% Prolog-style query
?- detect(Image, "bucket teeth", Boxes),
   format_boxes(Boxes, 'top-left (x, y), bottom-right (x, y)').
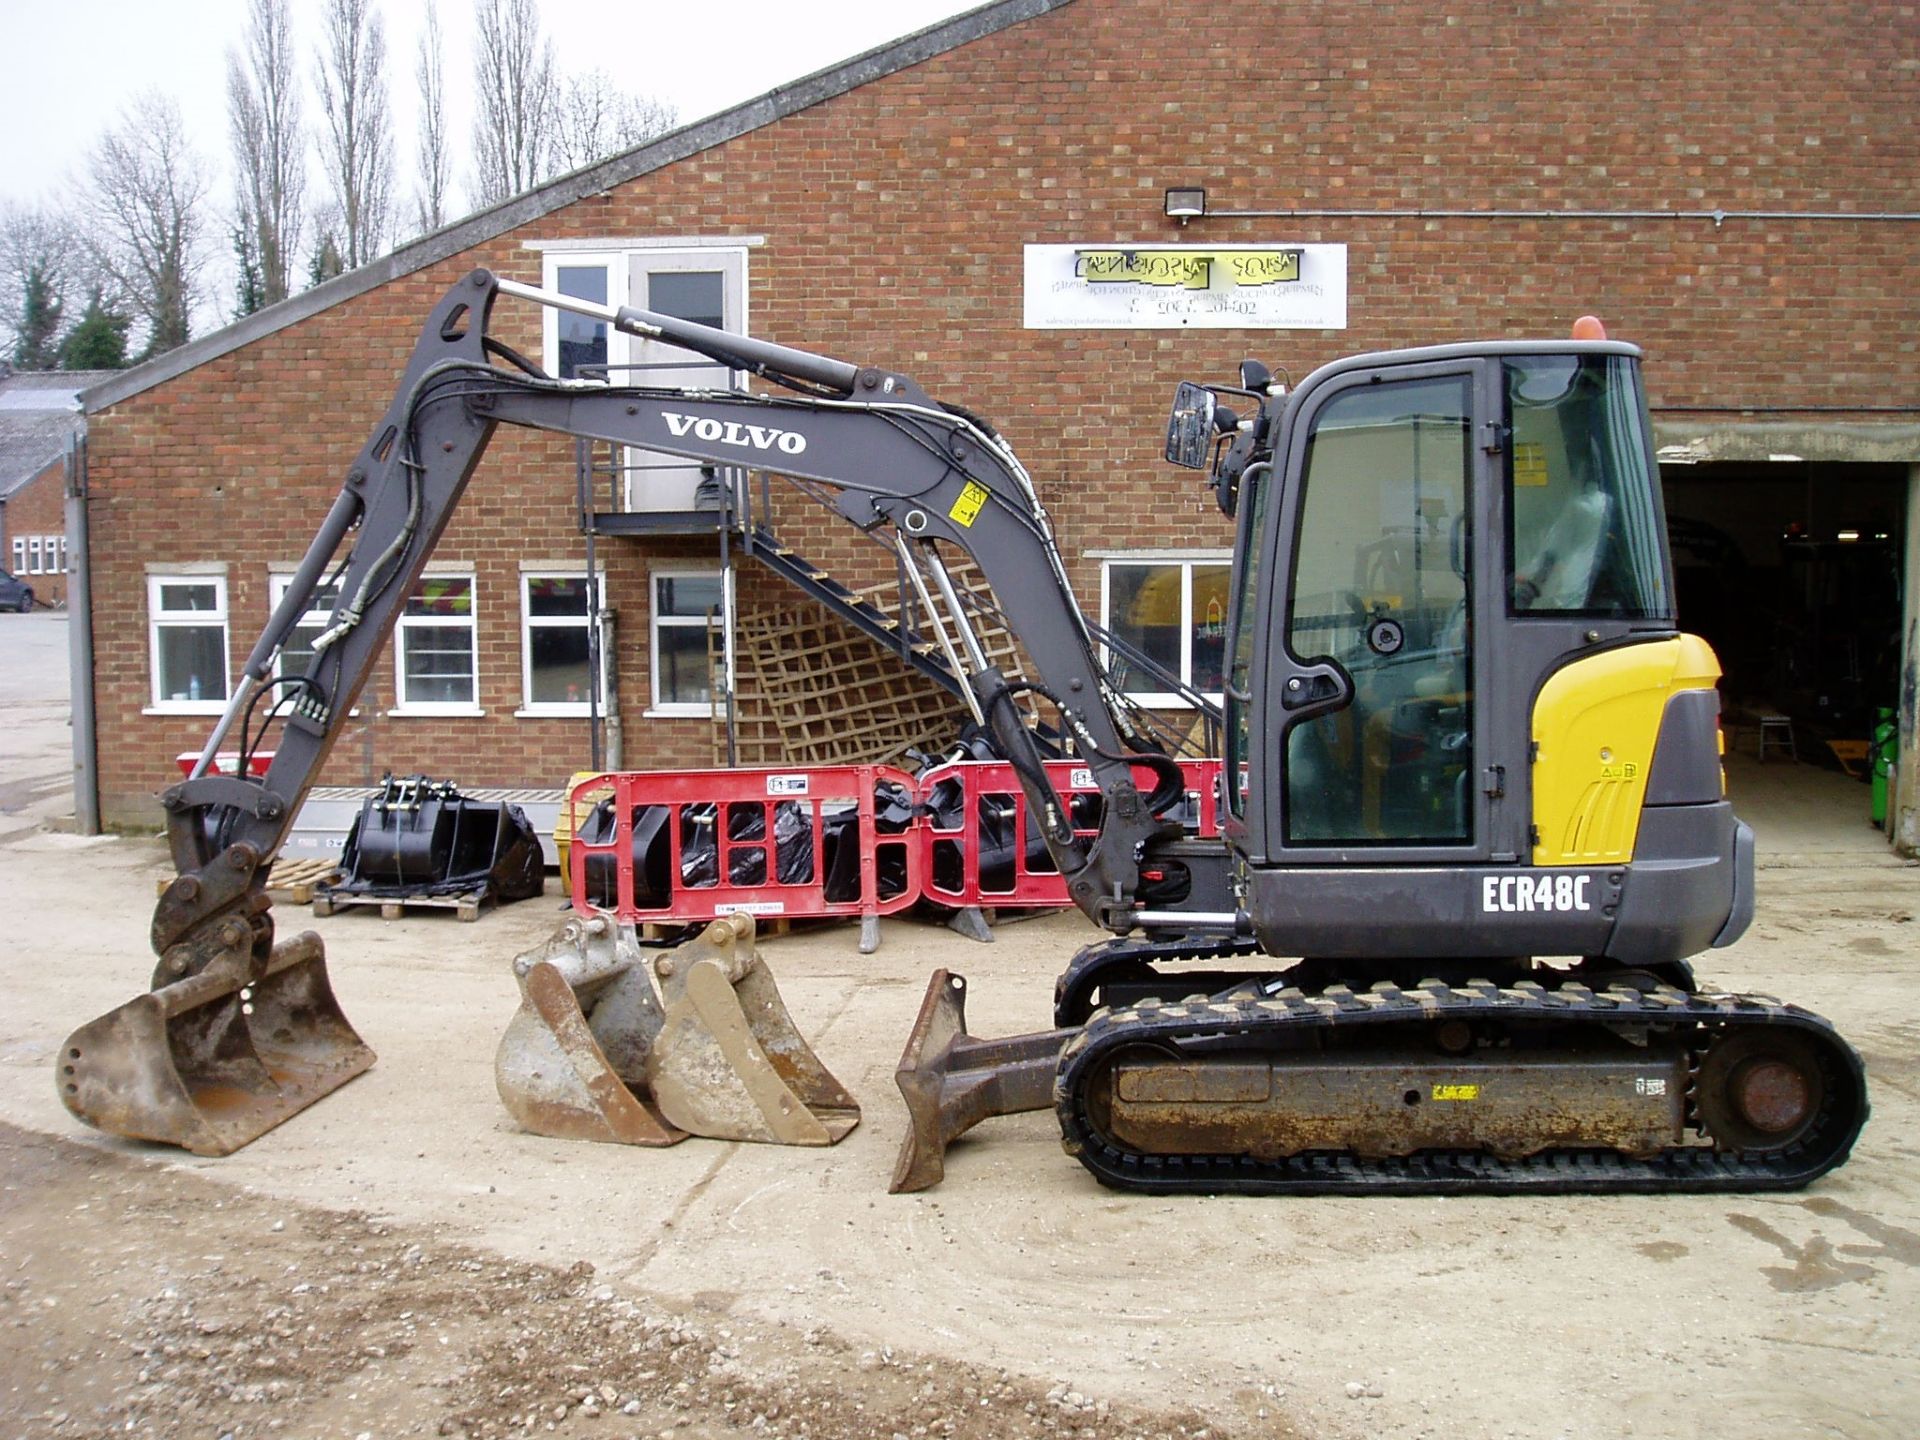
top-left (57, 932), bottom-right (375, 1157)
top-left (495, 913), bottom-right (859, 1148)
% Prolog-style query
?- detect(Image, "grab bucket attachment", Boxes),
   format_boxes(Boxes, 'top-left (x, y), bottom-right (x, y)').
top-left (495, 912), bottom-right (859, 1147)
top-left (57, 931), bottom-right (375, 1157)
top-left (889, 970), bottom-right (1063, 1193)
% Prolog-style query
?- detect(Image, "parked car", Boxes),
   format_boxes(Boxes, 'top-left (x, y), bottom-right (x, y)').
top-left (0, 570), bottom-right (34, 612)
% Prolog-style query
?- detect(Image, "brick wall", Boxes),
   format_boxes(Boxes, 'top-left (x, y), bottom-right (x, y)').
top-left (84, 0), bottom-right (1920, 825)
top-left (3, 457), bottom-right (68, 608)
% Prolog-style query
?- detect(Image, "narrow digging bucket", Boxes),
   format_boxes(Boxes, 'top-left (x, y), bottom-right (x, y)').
top-left (648, 913), bottom-right (860, 1146)
top-left (57, 933), bottom-right (375, 1157)
top-left (495, 912), bottom-right (859, 1147)
top-left (889, 970), bottom-right (1064, 1193)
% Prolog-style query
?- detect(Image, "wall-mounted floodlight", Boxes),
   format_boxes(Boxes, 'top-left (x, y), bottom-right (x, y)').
top-left (1164, 187), bottom-right (1207, 224)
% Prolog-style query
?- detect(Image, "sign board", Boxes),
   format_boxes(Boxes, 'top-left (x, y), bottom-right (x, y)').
top-left (1024, 243), bottom-right (1347, 330)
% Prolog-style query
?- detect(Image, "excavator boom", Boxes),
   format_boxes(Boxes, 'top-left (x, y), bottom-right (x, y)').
top-left (59, 269), bottom-right (1191, 1156)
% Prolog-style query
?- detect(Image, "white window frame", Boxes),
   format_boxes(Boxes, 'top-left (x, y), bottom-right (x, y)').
top-left (9, 537), bottom-right (24, 574)
top-left (390, 569), bottom-right (483, 717)
top-left (647, 566), bottom-right (732, 719)
top-left (268, 571), bottom-right (360, 715)
top-left (536, 240), bottom-right (755, 513)
top-left (27, 536), bottom-right (43, 574)
top-left (539, 249), bottom-right (623, 382)
top-left (517, 567), bottom-right (610, 717)
top-left (269, 573), bottom-right (329, 681)
top-left (146, 570), bottom-right (232, 716)
top-left (1097, 552), bottom-right (1234, 709)
top-left (53, 536), bottom-right (66, 574)
top-left (532, 237), bottom-right (762, 382)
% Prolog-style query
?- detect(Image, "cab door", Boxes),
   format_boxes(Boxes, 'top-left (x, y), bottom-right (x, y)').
top-left (1251, 360), bottom-right (1511, 864)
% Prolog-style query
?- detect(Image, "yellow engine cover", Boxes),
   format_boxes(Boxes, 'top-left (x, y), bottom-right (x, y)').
top-left (1531, 635), bottom-right (1723, 867)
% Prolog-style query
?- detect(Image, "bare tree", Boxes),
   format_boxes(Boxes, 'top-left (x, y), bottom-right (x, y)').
top-left (549, 70), bottom-right (678, 175)
top-left (1, 203), bottom-right (78, 369)
top-left (473, 0), bottom-right (555, 206)
top-left (84, 92), bottom-right (210, 360)
top-left (227, 0), bottom-right (305, 307)
top-left (316, 0), bottom-right (396, 269)
top-left (413, 0), bottom-right (453, 233)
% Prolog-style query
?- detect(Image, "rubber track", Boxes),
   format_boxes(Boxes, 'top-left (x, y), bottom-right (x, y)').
top-left (1053, 934), bottom-right (1263, 1027)
top-left (1054, 976), bottom-right (1869, 1195)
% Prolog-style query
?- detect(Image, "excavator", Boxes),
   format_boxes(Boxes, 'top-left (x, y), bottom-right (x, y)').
top-left (58, 268), bottom-right (1866, 1194)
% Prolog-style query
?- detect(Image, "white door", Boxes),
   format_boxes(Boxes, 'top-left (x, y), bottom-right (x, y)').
top-left (626, 251), bottom-right (746, 512)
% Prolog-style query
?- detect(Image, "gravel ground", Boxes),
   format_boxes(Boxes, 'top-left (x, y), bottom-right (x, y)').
top-left (0, 1122), bottom-right (1245, 1440)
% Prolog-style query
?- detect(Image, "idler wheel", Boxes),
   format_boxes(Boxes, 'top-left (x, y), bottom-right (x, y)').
top-left (1697, 1030), bottom-right (1826, 1153)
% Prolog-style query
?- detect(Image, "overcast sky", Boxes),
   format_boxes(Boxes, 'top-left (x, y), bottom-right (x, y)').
top-left (1, 0), bottom-right (982, 214)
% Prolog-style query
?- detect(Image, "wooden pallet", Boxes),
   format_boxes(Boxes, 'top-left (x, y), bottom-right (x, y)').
top-left (311, 888), bottom-right (490, 922)
top-left (154, 856), bottom-right (342, 902)
top-left (266, 858), bottom-right (342, 904)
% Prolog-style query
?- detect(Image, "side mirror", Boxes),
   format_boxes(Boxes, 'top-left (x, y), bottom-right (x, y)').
top-left (1239, 359), bottom-right (1273, 393)
top-left (1165, 382), bottom-right (1217, 470)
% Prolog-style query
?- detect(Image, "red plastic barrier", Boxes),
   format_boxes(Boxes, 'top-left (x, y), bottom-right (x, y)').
top-left (567, 766), bottom-right (923, 926)
top-left (917, 758), bottom-right (1221, 909)
top-left (569, 759), bottom-right (1223, 925)
top-left (176, 751), bottom-right (274, 778)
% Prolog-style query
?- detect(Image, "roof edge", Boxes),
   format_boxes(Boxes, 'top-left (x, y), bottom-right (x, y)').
top-left (83, 0), bottom-right (1073, 416)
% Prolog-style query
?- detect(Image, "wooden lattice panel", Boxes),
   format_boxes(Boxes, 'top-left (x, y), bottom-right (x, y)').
top-left (712, 601), bottom-right (964, 767)
top-left (708, 546), bottom-right (1040, 767)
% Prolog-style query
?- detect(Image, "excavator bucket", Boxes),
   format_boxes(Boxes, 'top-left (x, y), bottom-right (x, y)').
top-left (57, 932), bottom-right (375, 1157)
top-left (495, 912), bottom-right (859, 1147)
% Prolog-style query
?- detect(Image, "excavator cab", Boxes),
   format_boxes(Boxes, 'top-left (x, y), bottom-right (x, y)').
top-left (1221, 343), bottom-right (1747, 969)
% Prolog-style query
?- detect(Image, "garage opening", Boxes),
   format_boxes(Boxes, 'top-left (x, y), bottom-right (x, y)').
top-left (1661, 460), bottom-right (1907, 852)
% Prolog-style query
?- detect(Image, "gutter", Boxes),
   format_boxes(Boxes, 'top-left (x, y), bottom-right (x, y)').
top-left (65, 429), bottom-right (99, 834)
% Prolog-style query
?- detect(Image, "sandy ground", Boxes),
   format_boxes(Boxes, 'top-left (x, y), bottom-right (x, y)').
top-left (3, 609), bottom-right (1918, 1440)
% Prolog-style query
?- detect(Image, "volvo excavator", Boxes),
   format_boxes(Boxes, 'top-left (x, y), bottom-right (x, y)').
top-left (58, 269), bottom-right (1865, 1194)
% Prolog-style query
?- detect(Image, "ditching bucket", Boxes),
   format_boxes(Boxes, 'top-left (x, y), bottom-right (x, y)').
top-left (495, 912), bottom-right (859, 1147)
top-left (57, 932), bottom-right (375, 1157)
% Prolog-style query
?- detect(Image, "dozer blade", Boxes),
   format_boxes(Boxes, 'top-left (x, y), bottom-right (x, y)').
top-left (494, 912), bottom-right (859, 1148)
top-left (890, 970), bottom-right (1062, 1193)
top-left (57, 932), bottom-right (375, 1157)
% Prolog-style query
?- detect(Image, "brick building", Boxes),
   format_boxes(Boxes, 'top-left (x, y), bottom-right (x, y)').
top-left (1, 370), bottom-right (112, 609)
top-left (75, 0), bottom-right (1920, 847)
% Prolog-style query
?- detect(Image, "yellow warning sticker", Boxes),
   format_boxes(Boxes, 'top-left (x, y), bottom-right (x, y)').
top-left (1513, 443), bottom-right (1549, 487)
top-left (948, 481), bottom-right (990, 528)
top-left (1431, 1083), bottom-right (1480, 1102)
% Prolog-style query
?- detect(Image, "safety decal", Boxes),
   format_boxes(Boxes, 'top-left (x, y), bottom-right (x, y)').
top-left (1513, 443), bottom-right (1549, 487)
top-left (948, 481), bottom-right (990, 528)
top-left (1432, 1084), bottom-right (1480, 1102)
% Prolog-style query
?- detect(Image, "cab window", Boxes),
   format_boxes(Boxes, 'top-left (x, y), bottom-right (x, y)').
top-left (1506, 355), bottom-right (1671, 619)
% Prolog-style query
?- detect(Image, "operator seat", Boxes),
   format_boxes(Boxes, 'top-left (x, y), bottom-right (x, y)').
top-left (1516, 484), bottom-right (1612, 610)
